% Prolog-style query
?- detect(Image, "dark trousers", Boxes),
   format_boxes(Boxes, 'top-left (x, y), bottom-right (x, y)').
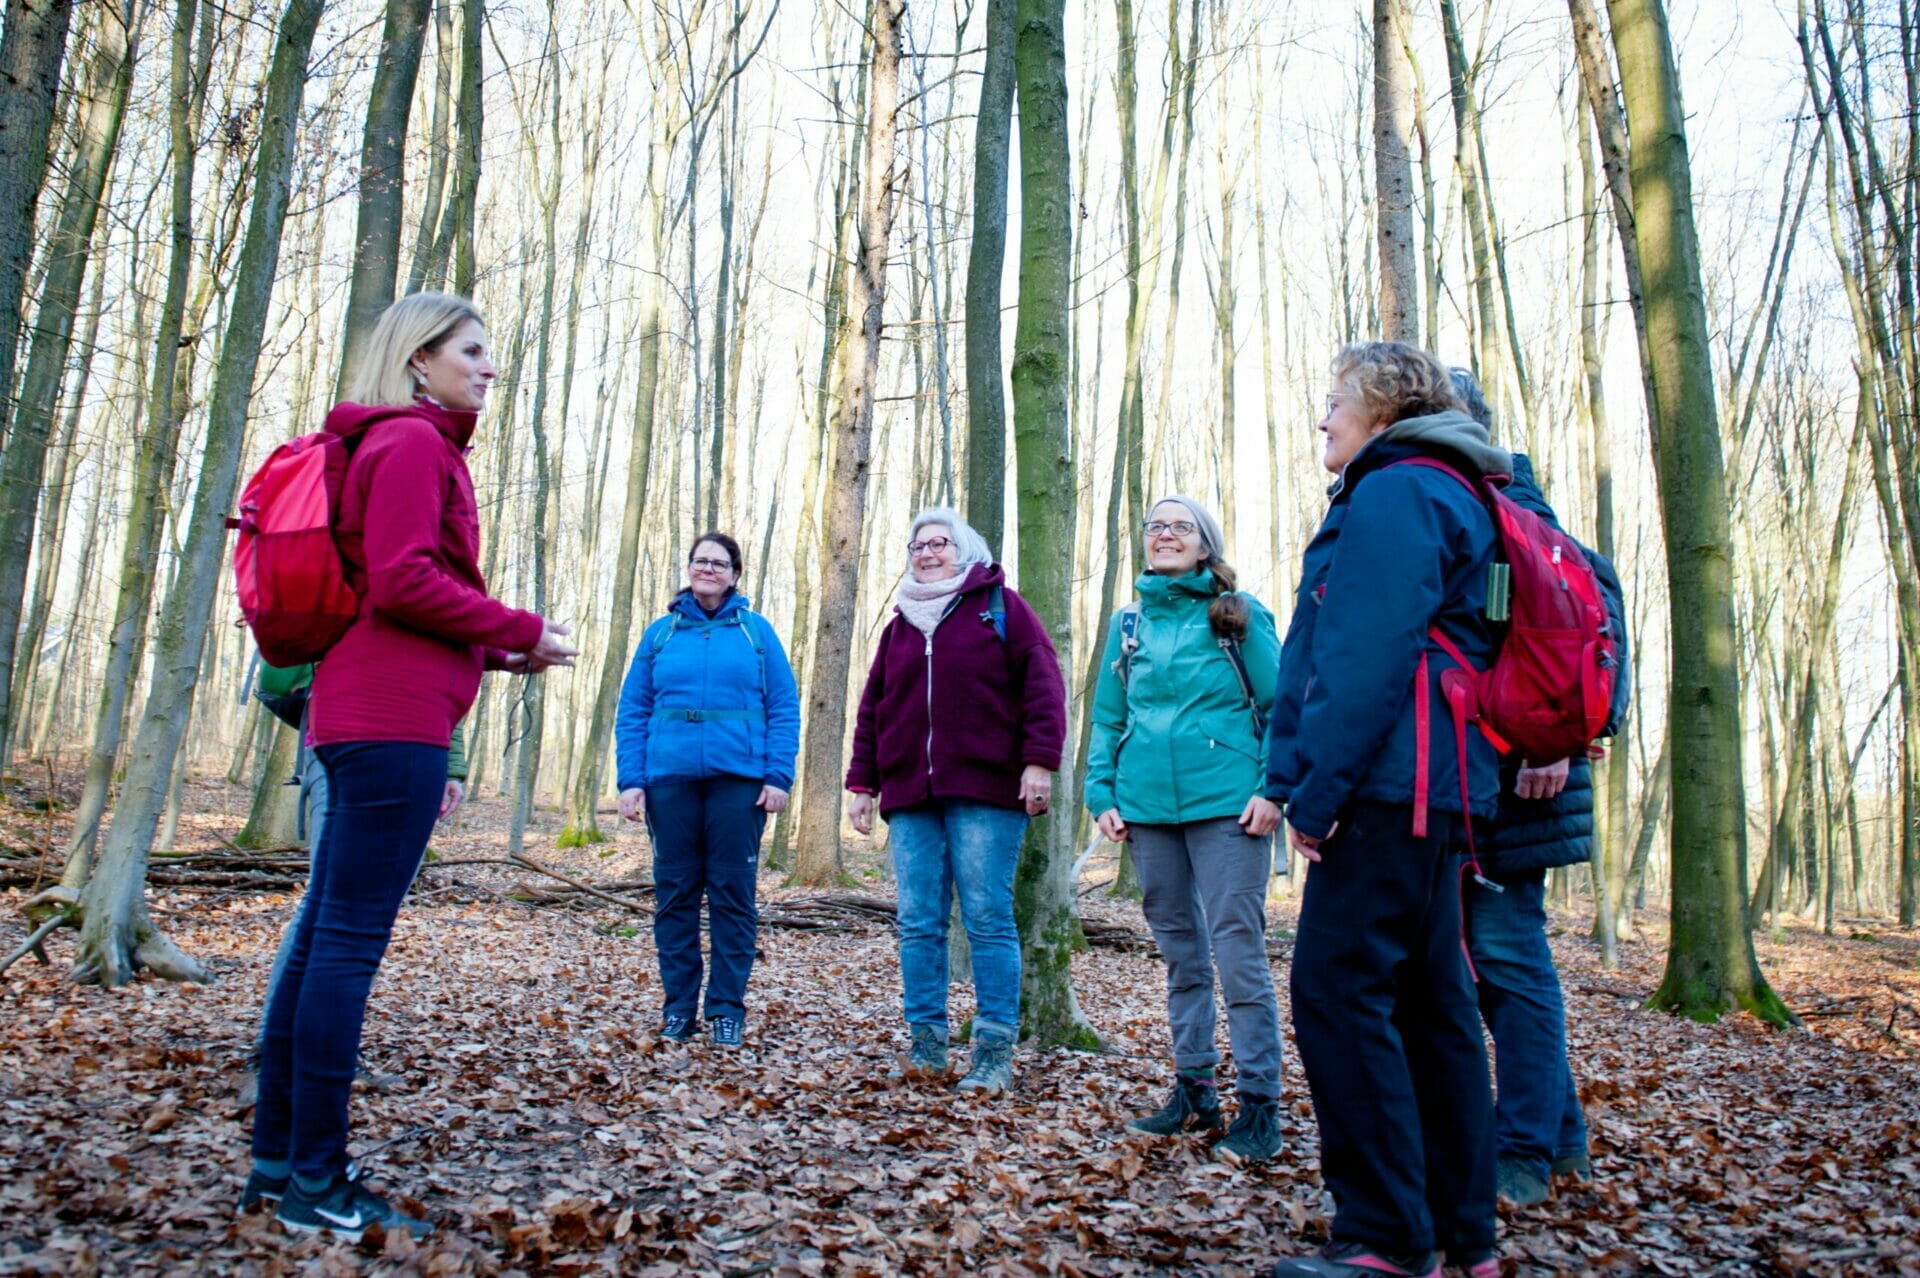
top-left (252, 742), bottom-right (445, 1180)
top-left (1290, 799), bottom-right (1496, 1257)
top-left (646, 776), bottom-right (766, 1022)
top-left (1464, 870), bottom-right (1588, 1174)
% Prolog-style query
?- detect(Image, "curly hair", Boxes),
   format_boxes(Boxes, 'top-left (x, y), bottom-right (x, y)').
top-left (1331, 341), bottom-right (1463, 425)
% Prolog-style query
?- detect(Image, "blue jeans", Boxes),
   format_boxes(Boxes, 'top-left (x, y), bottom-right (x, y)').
top-left (252, 742), bottom-right (445, 1180)
top-left (888, 800), bottom-right (1026, 1043)
top-left (259, 751), bottom-right (330, 1050)
top-left (1464, 871), bottom-right (1588, 1176)
top-left (646, 776), bottom-right (765, 1022)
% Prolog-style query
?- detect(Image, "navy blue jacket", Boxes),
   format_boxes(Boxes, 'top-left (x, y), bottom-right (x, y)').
top-left (1479, 455), bottom-right (1633, 878)
top-left (615, 591), bottom-right (801, 792)
top-left (1267, 416), bottom-right (1506, 839)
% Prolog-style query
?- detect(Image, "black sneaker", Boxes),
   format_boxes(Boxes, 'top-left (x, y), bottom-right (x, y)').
top-left (660, 1014), bottom-right (694, 1043)
top-left (1214, 1092), bottom-right (1283, 1165)
top-left (1272, 1242), bottom-right (1440, 1277)
top-left (239, 1160), bottom-right (361, 1213)
top-left (277, 1172), bottom-right (430, 1242)
top-left (1126, 1075), bottom-right (1224, 1136)
top-left (709, 1016), bottom-right (743, 1048)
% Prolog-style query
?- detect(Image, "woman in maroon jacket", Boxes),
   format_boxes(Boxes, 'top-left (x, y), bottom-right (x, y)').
top-left (248, 293), bottom-right (575, 1241)
top-left (845, 507), bottom-right (1065, 1096)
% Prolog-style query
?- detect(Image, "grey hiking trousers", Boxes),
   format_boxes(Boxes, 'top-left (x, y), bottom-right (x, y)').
top-left (1130, 817), bottom-right (1285, 1096)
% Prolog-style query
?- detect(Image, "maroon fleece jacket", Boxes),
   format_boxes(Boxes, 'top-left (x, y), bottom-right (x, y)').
top-left (309, 400), bottom-right (543, 749)
top-left (845, 563), bottom-right (1066, 815)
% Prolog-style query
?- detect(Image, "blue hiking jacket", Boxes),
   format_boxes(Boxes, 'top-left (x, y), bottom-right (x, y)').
top-left (1266, 412), bottom-right (1508, 840)
top-left (615, 591), bottom-right (801, 792)
top-left (1480, 454), bottom-right (1633, 878)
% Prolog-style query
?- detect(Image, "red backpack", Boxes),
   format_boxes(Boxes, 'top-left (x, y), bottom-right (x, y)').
top-left (1392, 458), bottom-right (1621, 841)
top-left (227, 428), bottom-right (360, 666)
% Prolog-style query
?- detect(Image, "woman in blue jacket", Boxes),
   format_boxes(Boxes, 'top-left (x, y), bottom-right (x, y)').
top-left (616, 533), bottom-right (800, 1048)
top-left (1269, 343), bottom-right (1507, 1278)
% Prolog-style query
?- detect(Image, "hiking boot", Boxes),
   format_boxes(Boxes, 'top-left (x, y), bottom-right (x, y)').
top-left (1126, 1074), bottom-right (1224, 1137)
top-left (1272, 1243), bottom-right (1440, 1277)
top-left (240, 1160), bottom-right (360, 1213)
top-left (1495, 1155), bottom-right (1549, 1207)
top-left (659, 1013), bottom-right (694, 1043)
top-left (1444, 1248), bottom-right (1501, 1278)
top-left (277, 1171), bottom-right (430, 1242)
top-left (889, 1024), bottom-right (949, 1080)
top-left (1213, 1092), bottom-right (1283, 1165)
top-left (956, 1036), bottom-right (1013, 1095)
top-left (709, 1016), bottom-right (743, 1048)
top-left (1550, 1148), bottom-right (1592, 1181)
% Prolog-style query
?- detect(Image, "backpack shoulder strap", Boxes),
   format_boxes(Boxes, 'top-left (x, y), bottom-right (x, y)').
top-left (650, 614), bottom-right (683, 655)
top-left (984, 584), bottom-right (1007, 644)
top-left (1215, 596), bottom-right (1267, 736)
top-left (1112, 602), bottom-right (1144, 686)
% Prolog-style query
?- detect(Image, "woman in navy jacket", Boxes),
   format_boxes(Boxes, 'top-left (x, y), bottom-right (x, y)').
top-left (1269, 343), bottom-right (1508, 1278)
top-left (616, 533), bottom-right (800, 1048)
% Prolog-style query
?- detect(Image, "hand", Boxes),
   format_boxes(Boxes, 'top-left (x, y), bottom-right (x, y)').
top-left (1095, 808), bottom-right (1129, 843)
top-left (848, 792), bottom-right (876, 836)
top-left (1238, 795), bottom-right (1282, 838)
top-left (1018, 765), bottom-right (1053, 817)
top-left (1288, 819), bottom-right (1337, 863)
top-left (757, 785), bottom-right (789, 813)
top-left (438, 779), bottom-right (465, 821)
top-left (619, 787), bottom-right (645, 822)
top-left (1515, 757), bottom-right (1571, 800)
top-left (520, 618), bottom-right (578, 673)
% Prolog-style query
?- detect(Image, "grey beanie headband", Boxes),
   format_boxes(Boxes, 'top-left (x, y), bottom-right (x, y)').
top-left (1150, 494), bottom-right (1226, 564)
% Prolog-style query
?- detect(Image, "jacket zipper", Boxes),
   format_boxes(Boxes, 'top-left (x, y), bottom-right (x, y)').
top-left (924, 594), bottom-right (966, 786)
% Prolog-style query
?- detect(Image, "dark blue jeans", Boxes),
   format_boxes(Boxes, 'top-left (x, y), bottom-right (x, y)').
top-left (1464, 870), bottom-right (1588, 1176)
top-left (1291, 800), bottom-right (1496, 1258)
top-left (646, 776), bottom-right (765, 1022)
top-left (251, 741), bottom-right (445, 1180)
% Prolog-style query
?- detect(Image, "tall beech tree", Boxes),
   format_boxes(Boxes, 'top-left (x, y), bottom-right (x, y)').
top-left (963, 0), bottom-right (1015, 554)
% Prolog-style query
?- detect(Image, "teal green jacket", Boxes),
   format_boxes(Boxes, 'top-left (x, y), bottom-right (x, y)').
top-left (1084, 570), bottom-right (1280, 825)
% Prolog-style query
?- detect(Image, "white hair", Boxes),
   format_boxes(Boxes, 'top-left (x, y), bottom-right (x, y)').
top-left (908, 506), bottom-right (992, 567)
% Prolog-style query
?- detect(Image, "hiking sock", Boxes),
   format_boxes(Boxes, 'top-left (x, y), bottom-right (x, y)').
top-left (253, 1158), bottom-right (291, 1181)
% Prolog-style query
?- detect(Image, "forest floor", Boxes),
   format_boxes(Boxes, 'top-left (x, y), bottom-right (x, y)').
top-left (1, 769), bottom-right (1918, 1277)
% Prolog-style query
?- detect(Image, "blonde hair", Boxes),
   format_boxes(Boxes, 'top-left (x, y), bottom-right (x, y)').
top-left (343, 292), bottom-right (485, 406)
top-left (1331, 341), bottom-right (1462, 425)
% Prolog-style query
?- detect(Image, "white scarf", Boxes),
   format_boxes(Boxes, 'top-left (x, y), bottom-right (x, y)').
top-left (896, 571), bottom-right (970, 638)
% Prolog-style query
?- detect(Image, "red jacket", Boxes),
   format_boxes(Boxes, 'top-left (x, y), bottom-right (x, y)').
top-left (309, 400), bottom-right (543, 748)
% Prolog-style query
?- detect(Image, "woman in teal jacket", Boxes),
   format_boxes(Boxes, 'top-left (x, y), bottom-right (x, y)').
top-left (1086, 495), bottom-right (1284, 1165)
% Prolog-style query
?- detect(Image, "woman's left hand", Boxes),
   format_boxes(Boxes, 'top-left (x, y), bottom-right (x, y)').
top-left (757, 785), bottom-right (789, 813)
top-left (1238, 794), bottom-right (1282, 837)
top-left (438, 779), bottom-right (465, 821)
top-left (1018, 765), bottom-right (1052, 816)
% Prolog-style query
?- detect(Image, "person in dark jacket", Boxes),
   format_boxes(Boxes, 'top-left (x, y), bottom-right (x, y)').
top-left (616, 532), bottom-right (801, 1050)
top-left (1268, 342), bottom-right (1505, 1278)
top-left (845, 507), bottom-right (1066, 1096)
top-left (249, 292), bottom-right (576, 1242)
top-left (1450, 370), bottom-right (1630, 1209)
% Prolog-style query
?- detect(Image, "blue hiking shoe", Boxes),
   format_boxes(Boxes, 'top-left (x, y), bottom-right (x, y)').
top-left (709, 1016), bottom-right (743, 1048)
top-left (659, 1013), bottom-right (694, 1043)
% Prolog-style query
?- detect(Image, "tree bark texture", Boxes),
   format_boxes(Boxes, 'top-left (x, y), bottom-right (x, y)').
top-left (792, 0), bottom-right (903, 887)
top-left (71, 0), bottom-right (326, 988)
top-left (1371, 0), bottom-right (1418, 342)
top-left (1605, 0), bottom-right (1791, 1026)
top-left (964, 0), bottom-right (1015, 556)
top-left (1009, 0), bottom-right (1097, 1050)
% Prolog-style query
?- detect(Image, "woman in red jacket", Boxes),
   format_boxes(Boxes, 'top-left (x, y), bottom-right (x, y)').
top-left (247, 293), bottom-right (575, 1241)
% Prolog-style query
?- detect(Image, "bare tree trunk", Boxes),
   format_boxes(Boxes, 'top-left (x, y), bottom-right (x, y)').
top-left (1008, 0), bottom-right (1095, 1049)
top-left (1372, 0), bottom-right (1418, 342)
top-left (0, 0), bottom-right (76, 464)
top-left (70, 0), bottom-right (325, 987)
top-left (1601, 0), bottom-right (1789, 1025)
top-left (449, 0), bottom-right (482, 294)
top-left (404, 0), bottom-right (455, 294)
top-left (793, 0), bottom-right (903, 888)
top-left (334, 0), bottom-right (430, 391)
top-left (964, 0), bottom-right (1015, 555)
top-left (0, 0), bottom-right (136, 761)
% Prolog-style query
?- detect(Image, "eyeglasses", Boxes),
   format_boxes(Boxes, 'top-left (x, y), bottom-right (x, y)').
top-left (1143, 520), bottom-right (1198, 538)
top-left (907, 537), bottom-right (954, 555)
top-left (1324, 393), bottom-right (1353, 416)
top-left (689, 557), bottom-right (733, 573)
